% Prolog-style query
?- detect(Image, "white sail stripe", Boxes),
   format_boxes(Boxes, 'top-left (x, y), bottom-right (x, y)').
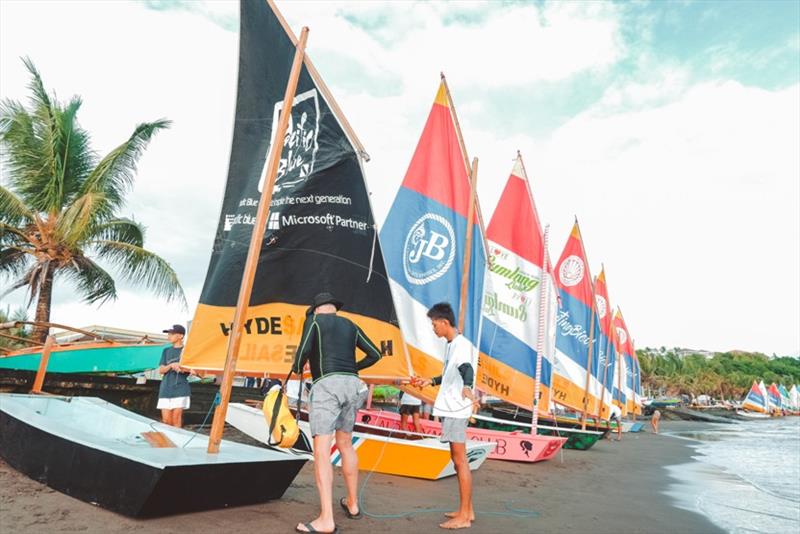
top-left (388, 279), bottom-right (482, 365)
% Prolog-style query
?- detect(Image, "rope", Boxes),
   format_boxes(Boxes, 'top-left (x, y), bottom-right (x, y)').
top-left (181, 392), bottom-right (221, 448)
top-left (353, 424), bottom-right (540, 520)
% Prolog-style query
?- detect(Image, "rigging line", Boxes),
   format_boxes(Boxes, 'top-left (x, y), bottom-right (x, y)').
top-left (355, 425), bottom-right (539, 520)
top-left (366, 224), bottom-right (377, 283)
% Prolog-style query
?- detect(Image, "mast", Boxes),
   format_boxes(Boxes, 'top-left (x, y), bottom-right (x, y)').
top-left (531, 224), bottom-right (551, 433)
top-left (616, 319), bottom-right (623, 439)
top-left (575, 219), bottom-right (598, 431)
top-left (207, 26), bottom-right (310, 454)
top-left (458, 157), bottom-right (479, 333)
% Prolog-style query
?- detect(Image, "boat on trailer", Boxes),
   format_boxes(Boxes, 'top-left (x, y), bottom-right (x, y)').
top-left (0, 394), bottom-right (309, 517)
top-left (359, 408), bottom-right (565, 462)
top-left (226, 403), bottom-right (494, 480)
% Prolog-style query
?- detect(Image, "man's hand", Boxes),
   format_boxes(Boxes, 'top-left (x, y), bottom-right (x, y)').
top-left (412, 376), bottom-right (432, 388)
top-left (462, 387), bottom-right (479, 406)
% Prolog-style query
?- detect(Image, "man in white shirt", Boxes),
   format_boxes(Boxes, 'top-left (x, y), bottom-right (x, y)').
top-left (413, 302), bottom-right (477, 530)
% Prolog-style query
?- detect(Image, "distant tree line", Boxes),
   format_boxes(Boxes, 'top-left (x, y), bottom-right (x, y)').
top-left (638, 348), bottom-right (800, 399)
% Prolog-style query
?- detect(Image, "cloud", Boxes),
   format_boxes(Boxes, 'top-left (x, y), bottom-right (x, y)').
top-left (2, 1), bottom-right (798, 356)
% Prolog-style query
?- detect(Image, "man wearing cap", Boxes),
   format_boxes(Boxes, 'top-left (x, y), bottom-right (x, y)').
top-left (157, 324), bottom-right (191, 428)
top-left (292, 292), bottom-right (383, 534)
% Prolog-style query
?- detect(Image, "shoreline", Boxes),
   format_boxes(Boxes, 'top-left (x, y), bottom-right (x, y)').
top-left (0, 420), bottom-right (724, 533)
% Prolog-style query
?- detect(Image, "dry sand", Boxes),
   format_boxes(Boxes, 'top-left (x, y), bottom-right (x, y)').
top-left (0, 421), bottom-right (723, 534)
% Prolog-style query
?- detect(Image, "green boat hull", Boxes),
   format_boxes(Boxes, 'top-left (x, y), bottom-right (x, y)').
top-left (0, 344), bottom-right (167, 374)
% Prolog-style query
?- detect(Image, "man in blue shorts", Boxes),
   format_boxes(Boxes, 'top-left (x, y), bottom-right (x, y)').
top-left (292, 292), bottom-right (383, 534)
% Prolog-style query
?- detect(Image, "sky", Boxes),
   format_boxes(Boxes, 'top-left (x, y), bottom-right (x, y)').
top-left (1, 0), bottom-right (798, 356)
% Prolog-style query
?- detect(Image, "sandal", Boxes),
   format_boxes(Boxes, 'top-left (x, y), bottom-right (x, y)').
top-left (340, 496), bottom-right (362, 519)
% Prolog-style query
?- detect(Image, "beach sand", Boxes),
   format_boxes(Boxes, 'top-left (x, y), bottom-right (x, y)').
top-left (0, 421), bottom-right (723, 534)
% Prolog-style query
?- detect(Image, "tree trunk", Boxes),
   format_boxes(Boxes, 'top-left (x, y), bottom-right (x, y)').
top-left (32, 267), bottom-right (54, 343)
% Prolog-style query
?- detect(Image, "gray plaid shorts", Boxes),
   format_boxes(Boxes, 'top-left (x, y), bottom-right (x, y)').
top-left (309, 375), bottom-right (368, 436)
top-left (440, 417), bottom-right (469, 443)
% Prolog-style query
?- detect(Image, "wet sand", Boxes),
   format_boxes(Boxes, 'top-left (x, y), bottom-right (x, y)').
top-left (0, 421), bottom-right (723, 533)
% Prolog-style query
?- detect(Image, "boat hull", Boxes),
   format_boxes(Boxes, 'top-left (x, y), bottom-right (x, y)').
top-left (227, 403), bottom-right (494, 480)
top-left (0, 342), bottom-right (166, 374)
top-left (0, 395), bottom-right (308, 517)
top-left (359, 409), bottom-right (566, 462)
top-left (474, 413), bottom-right (604, 451)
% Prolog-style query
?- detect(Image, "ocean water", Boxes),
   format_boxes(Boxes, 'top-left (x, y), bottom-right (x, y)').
top-left (666, 417), bottom-right (800, 533)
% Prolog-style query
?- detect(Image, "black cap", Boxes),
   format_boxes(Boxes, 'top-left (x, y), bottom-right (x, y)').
top-left (311, 292), bottom-right (343, 310)
top-left (162, 324), bottom-right (186, 335)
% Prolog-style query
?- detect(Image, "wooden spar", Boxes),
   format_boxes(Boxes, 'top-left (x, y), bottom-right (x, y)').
top-left (3, 321), bottom-right (110, 342)
top-left (31, 335), bottom-right (55, 394)
top-left (580, 300), bottom-right (597, 430)
top-left (0, 332), bottom-right (42, 346)
top-left (457, 157), bottom-right (479, 333)
top-left (266, 0), bottom-right (367, 159)
top-left (574, 219), bottom-right (598, 431)
top-left (631, 338), bottom-right (638, 421)
top-left (206, 27), bottom-right (310, 454)
top-left (616, 318), bottom-right (623, 439)
top-left (531, 224), bottom-right (551, 434)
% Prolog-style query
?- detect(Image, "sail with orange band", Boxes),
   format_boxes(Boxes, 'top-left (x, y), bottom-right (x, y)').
top-left (478, 153), bottom-right (557, 412)
top-left (181, 0), bottom-right (411, 382)
top-left (380, 78), bottom-right (486, 404)
top-left (551, 221), bottom-right (603, 415)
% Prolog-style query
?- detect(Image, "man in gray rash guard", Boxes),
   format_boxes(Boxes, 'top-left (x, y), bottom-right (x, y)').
top-left (292, 292), bottom-right (382, 534)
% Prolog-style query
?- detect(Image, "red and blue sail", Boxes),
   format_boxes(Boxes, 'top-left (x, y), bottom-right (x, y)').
top-left (594, 269), bottom-right (617, 418)
top-left (381, 81), bottom-right (486, 401)
top-left (478, 154), bottom-right (556, 411)
top-left (613, 308), bottom-right (635, 415)
top-left (551, 222), bottom-right (603, 415)
top-left (767, 383), bottom-right (783, 412)
top-left (742, 380), bottom-right (767, 413)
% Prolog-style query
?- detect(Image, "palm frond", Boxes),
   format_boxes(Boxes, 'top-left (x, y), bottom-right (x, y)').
top-left (0, 246), bottom-right (32, 279)
top-left (0, 186), bottom-right (35, 226)
top-left (89, 218), bottom-right (145, 246)
top-left (53, 191), bottom-right (106, 247)
top-left (0, 263), bottom-right (42, 305)
top-left (90, 239), bottom-right (186, 308)
top-left (79, 120), bottom-right (170, 218)
top-left (61, 255), bottom-right (117, 305)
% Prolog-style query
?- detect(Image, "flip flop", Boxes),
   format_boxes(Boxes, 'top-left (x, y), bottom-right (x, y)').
top-left (340, 497), bottom-right (362, 519)
top-left (295, 522), bottom-right (339, 533)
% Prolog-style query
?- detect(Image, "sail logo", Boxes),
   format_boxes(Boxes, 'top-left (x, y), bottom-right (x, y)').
top-left (403, 213), bottom-right (456, 285)
top-left (267, 211), bottom-right (280, 230)
top-left (259, 88), bottom-right (320, 194)
top-left (596, 295), bottom-right (608, 319)
top-left (559, 255), bottom-right (584, 287)
top-left (615, 327), bottom-right (627, 345)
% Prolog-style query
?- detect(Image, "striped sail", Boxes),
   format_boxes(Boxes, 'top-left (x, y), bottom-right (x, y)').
top-left (742, 381), bottom-right (767, 413)
top-left (551, 222), bottom-right (603, 415)
top-left (380, 81), bottom-right (486, 403)
top-left (593, 269), bottom-right (617, 419)
top-left (613, 308), bottom-right (636, 415)
top-left (478, 154), bottom-right (556, 411)
top-left (778, 384), bottom-right (792, 410)
top-left (767, 383), bottom-right (783, 412)
top-left (790, 385), bottom-right (799, 412)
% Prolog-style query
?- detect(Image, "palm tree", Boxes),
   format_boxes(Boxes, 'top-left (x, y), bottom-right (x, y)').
top-left (1, 58), bottom-right (185, 342)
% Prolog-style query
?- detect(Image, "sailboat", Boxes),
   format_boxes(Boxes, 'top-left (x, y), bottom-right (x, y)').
top-left (767, 383), bottom-right (784, 415)
top-left (789, 385), bottom-right (800, 415)
top-left (178, 0), bottom-right (494, 478)
top-left (737, 380), bottom-right (769, 417)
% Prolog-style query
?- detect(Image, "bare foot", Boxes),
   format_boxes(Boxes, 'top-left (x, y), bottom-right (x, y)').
top-left (444, 511), bottom-right (475, 521)
top-left (295, 518), bottom-right (336, 533)
top-left (440, 517), bottom-right (472, 529)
